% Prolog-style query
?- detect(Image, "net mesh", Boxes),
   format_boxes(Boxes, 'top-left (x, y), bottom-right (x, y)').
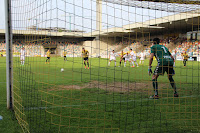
top-left (10, 0), bottom-right (200, 132)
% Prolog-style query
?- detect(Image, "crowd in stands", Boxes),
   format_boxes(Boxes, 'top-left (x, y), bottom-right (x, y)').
top-left (0, 39), bottom-right (200, 59)
top-left (59, 41), bottom-right (81, 57)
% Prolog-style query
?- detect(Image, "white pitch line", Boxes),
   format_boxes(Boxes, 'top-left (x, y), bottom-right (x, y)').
top-left (25, 95), bottom-right (198, 110)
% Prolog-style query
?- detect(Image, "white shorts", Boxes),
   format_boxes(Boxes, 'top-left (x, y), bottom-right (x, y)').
top-left (20, 56), bottom-right (25, 61)
top-left (125, 58), bottom-right (130, 61)
top-left (110, 57), bottom-right (116, 61)
top-left (132, 57), bottom-right (136, 61)
top-left (140, 57), bottom-right (144, 60)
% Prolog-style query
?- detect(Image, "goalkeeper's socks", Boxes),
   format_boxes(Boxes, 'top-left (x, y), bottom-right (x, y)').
top-left (152, 79), bottom-right (158, 95)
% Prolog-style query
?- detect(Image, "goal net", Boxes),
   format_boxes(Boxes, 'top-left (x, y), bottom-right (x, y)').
top-left (10, 0), bottom-right (200, 132)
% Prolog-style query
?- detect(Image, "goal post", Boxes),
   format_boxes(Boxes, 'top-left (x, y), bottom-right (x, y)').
top-left (5, 0), bottom-right (13, 110)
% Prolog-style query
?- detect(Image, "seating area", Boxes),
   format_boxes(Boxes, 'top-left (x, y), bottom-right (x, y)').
top-left (0, 39), bottom-right (199, 58)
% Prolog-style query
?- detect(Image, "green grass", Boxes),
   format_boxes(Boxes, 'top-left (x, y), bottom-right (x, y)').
top-left (0, 58), bottom-right (22, 133)
top-left (1, 56), bottom-right (200, 132)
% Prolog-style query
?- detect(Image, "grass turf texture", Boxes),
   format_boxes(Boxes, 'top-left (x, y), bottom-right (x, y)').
top-left (0, 58), bottom-right (22, 133)
top-left (1, 57), bottom-right (200, 132)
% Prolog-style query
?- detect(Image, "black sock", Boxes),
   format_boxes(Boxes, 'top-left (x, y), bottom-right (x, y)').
top-left (169, 77), bottom-right (177, 94)
top-left (87, 62), bottom-right (89, 67)
top-left (84, 62), bottom-right (86, 66)
top-left (152, 79), bottom-right (158, 95)
top-left (120, 61), bottom-right (121, 65)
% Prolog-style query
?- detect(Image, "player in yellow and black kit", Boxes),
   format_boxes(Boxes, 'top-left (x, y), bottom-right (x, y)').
top-left (82, 48), bottom-right (89, 69)
top-left (182, 52), bottom-right (189, 67)
top-left (63, 51), bottom-right (67, 61)
top-left (118, 50), bottom-right (126, 67)
top-left (46, 49), bottom-right (51, 64)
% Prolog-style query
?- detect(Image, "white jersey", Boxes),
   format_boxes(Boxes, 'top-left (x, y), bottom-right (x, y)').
top-left (110, 52), bottom-right (116, 60)
top-left (140, 52), bottom-right (145, 60)
top-left (130, 51), bottom-right (137, 61)
top-left (20, 49), bottom-right (25, 60)
top-left (20, 49), bottom-right (25, 57)
top-left (123, 54), bottom-right (131, 61)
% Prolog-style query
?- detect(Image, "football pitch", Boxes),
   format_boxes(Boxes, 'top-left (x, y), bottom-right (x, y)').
top-left (1, 57), bottom-right (200, 132)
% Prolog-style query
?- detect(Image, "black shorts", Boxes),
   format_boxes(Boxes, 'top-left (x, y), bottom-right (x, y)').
top-left (83, 57), bottom-right (88, 61)
top-left (64, 56), bottom-right (66, 58)
top-left (154, 65), bottom-right (175, 76)
top-left (122, 57), bottom-right (125, 61)
top-left (47, 57), bottom-right (50, 59)
top-left (183, 59), bottom-right (187, 61)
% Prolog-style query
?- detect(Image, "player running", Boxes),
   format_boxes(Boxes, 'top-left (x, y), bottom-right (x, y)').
top-left (148, 38), bottom-right (178, 99)
top-left (139, 51), bottom-right (145, 65)
top-left (82, 48), bottom-right (89, 69)
top-left (20, 47), bottom-right (25, 66)
top-left (118, 50), bottom-right (126, 67)
top-left (130, 49), bottom-right (139, 67)
top-left (182, 51), bottom-right (189, 67)
top-left (108, 50), bottom-right (116, 67)
top-left (63, 51), bottom-right (67, 61)
top-left (45, 49), bottom-right (51, 64)
top-left (123, 52), bottom-right (132, 67)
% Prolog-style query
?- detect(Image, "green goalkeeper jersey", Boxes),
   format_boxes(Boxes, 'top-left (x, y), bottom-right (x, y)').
top-left (150, 44), bottom-right (174, 66)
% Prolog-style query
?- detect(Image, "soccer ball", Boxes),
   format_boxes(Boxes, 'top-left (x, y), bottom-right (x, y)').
top-left (61, 68), bottom-right (64, 72)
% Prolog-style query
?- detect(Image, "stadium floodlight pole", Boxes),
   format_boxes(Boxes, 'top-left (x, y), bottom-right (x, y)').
top-left (5, 0), bottom-right (13, 110)
top-left (61, 14), bottom-right (72, 32)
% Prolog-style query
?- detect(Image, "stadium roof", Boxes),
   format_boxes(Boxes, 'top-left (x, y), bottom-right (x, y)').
top-left (103, 0), bottom-right (200, 12)
top-left (90, 9), bottom-right (200, 37)
top-left (0, 9), bottom-right (200, 38)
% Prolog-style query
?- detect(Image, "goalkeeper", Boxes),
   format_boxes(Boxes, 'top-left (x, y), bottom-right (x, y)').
top-left (148, 38), bottom-right (178, 99)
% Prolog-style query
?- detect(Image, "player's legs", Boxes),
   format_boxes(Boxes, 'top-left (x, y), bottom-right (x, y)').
top-left (46, 57), bottom-right (50, 63)
top-left (131, 59), bottom-right (134, 67)
top-left (133, 58), bottom-right (138, 67)
top-left (183, 59), bottom-right (186, 66)
top-left (119, 58), bottom-right (123, 67)
top-left (114, 60), bottom-right (116, 66)
top-left (140, 59), bottom-right (144, 64)
top-left (86, 58), bottom-right (89, 69)
top-left (129, 61), bottom-right (132, 66)
top-left (150, 65), bottom-right (165, 99)
top-left (134, 61), bottom-right (139, 67)
top-left (108, 59), bottom-right (112, 66)
top-left (152, 74), bottom-right (159, 96)
top-left (167, 66), bottom-right (178, 97)
top-left (124, 60), bottom-right (126, 67)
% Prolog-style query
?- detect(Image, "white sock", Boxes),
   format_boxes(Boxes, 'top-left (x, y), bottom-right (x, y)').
top-left (174, 62), bottom-right (175, 66)
top-left (135, 61), bottom-right (138, 66)
top-left (114, 61), bottom-right (116, 66)
top-left (132, 61), bottom-right (134, 66)
top-left (21, 61), bottom-right (23, 65)
top-left (139, 60), bottom-right (141, 64)
top-left (108, 62), bottom-right (110, 66)
top-left (124, 62), bottom-right (126, 67)
top-left (23, 61), bottom-right (24, 65)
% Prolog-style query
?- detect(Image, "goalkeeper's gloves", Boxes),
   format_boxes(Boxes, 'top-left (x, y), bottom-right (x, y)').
top-left (148, 66), bottom-right (152, 76)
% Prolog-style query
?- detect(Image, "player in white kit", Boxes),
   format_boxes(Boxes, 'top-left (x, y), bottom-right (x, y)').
top-left (130, 49), bottom-right (139, 67)
top-left (20, 47), bottom-right (25, 66)
top-left (172, 50), bottom-right (177, 67)
top-left (108, 50), bottom-right (116, 67)
top-left (123, 52), bottom-right (132, 67)
top-left (139, 51), bottom-right (145, 64)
